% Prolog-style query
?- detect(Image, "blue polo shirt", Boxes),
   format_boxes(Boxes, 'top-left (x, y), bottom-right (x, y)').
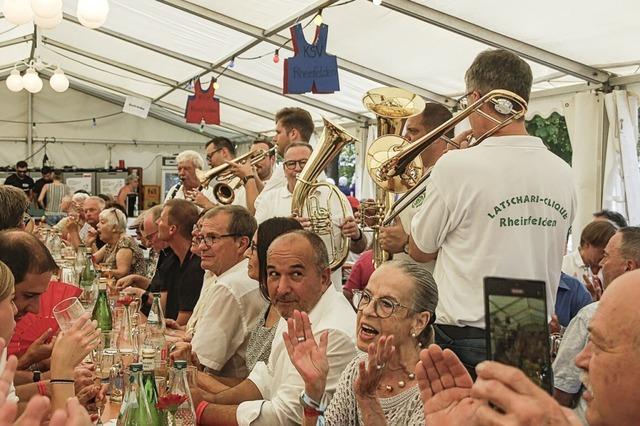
top-left (555, 272), bottom-right (593, 327)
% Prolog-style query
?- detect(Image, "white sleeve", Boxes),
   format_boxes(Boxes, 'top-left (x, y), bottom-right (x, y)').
top-left (410, 169), bottom-right (453, 254)
top-left (190, 285), bottom-right (245, 371)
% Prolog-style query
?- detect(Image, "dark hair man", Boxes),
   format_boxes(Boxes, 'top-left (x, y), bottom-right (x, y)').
top-left (205, 137), bottom-right (236, 168)
top-left (592, 209), bottom-right (627, 228)
top-left (4, 161), bottom-right (34, 200)
top-left (0, 186), bottom-right (30, 231)
top-left (33, 166), bottom-right (53, 207)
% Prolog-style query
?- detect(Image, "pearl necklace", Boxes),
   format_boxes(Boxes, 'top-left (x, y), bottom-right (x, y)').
top-left (377, 368), bottom-right (416, 392)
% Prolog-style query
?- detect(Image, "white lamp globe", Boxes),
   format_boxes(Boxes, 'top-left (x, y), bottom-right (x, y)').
top-left (49, 68), bottom-right (69, 92)
top-left (33, 11), bottom-right (62, 29)
top-left (77, 13), bottom-right (106, 29)
top-left (2, 0), bottom-right (33, 25)
top-left (77, 0), bottom-right (109, 22)
top-left (6, 69), bottom-right (24, 92)
top-left (31, 0), bottom-right (62, 19)
top-left (23, 68), bottom-right (43, 93)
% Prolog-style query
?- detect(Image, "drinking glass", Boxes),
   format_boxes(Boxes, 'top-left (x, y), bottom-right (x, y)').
top-left (52, 297), bottom-right (85, 331)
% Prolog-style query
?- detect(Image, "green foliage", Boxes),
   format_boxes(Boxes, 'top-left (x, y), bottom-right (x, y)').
top-left (338, 143), bottom-right (356, 182)
top-left (525, 112), bottom-right (572, 165)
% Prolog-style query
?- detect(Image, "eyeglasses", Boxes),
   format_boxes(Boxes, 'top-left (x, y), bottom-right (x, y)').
top-left (283, 159), bottom-right (308, 170)
top-left (352, 290), bottom-right (411, 318)
top-left (142, 230), bottom-right (158, 240)
top-left (195, 233), bottom-right (239, 248)
top-left (206, 148), bottom-right (222, 160)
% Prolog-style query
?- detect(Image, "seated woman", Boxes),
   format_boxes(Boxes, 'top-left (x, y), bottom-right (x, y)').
top-left (284, 259), bottom-right (438, 425)
top-left (192, 217), bottom-right (303, 393)
top-left (91, 207), bottom-right (145, 279)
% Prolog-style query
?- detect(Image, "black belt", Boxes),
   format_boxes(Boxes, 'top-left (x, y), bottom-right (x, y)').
top-left (436, 324), bottom-right (485, 340)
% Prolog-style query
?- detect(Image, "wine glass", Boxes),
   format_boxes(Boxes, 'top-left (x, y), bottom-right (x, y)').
top-left (52, 297), bottom-right (86, 331)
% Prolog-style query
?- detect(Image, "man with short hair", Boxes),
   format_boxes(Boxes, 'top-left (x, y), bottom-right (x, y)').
top-left (592, 208), bottom-right (627, 228)
top-left (190, 206), bottom-right (263, 379)
top-left (0, 186), bottom-right (30, 231)
top-left (562, 220), bottom-right (617, 287)
top-left (65, 196), bottom-right (106, 250)
top-left (205, 137), bottom-right (236, 168)
top-left (409, 49), bottom-right (576, 371)
top-left (155, 199), bottom-right (204, 324)
top-left (195, 230), bottom-right (356, 425)
top-left (4, 161), bottom-right (34, 199)
top-left (33, 166), bottom-right (53, 208)
top-left (552, 226), bottom-right (640, 413)
top-left (226, 140), bottom-right (276, 214)
top-left (166, 150), bottom-right (217, 211)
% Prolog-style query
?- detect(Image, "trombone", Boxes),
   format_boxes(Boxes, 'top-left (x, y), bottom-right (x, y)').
top-left (196, 147), bottom-right (276, 205)
top-left (369, 89), bottom-right (528, 227)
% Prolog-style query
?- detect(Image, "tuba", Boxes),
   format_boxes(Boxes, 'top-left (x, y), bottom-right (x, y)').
top-left (196, 147), bottom-right (276, 204)
top-left (291, 118), bottom-right (358, 270)
top-left (370, 89), bottom-right (528, 228)
top-left (361, 87), bottom-right (426, 268)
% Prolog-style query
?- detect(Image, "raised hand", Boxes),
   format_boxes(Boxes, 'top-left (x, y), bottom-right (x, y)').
top-left (18, 328), bottom-right (55, 369)
top-left (583, 274), bottom-right (603, 301)
top-left (282, 309), bottom-right (328, 402)
top-left (416, 344), bottom-right (479, 425)
top-left (354, 335), bottom-right (395, 399)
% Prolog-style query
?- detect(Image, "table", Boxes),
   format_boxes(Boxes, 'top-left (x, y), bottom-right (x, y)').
top-left (101, 402), bottom-right (120, 423)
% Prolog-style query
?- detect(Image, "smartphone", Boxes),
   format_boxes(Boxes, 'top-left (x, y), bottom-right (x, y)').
top-left (484, 276), bottom-right (553, 394)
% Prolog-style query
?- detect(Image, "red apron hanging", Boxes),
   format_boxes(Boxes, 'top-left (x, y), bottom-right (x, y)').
top-left (185, 79), bottom-right (220, 125)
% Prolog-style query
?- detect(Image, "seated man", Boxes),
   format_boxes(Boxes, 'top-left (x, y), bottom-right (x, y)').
top-left (195, 230), bottom-right (357, 425)
top-left (554, 272), bottom-right (593, 328)
top-left (190, 206), bottom-right (263, 379)
top-left (0, 186), bottom-right (30, 231)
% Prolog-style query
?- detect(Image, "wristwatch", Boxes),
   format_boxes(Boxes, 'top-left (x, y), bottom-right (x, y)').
top-left (32, 370), bottom-right (41, 383)
top-left (242, 175), bottom-right (256, 184)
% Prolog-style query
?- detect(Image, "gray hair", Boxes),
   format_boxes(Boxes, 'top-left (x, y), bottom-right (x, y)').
top-left (382, 259), bottom-right (438, 346)
top-left (465, 49), bottom-right (533, 103)
top-left (125, 174), bottom-right (139, 184)
top-left (99, 207), bottom-right (127, 233)
top-left (0, 186), bottom-right (29, 230)
top-left (71, 192), bottom-right (89, 203)
top-left (176, 150), bottom-right (205, 170)
top-left (618, 227), bottom-right (640, 264)
top-left (86, 196), bottom-right (106, 209)
top-left (203, 205), bottom-right (257, 241)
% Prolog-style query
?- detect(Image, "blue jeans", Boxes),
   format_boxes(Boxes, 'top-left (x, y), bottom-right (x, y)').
top-left (435, 325), bottom-right (487, 379)
top-left (45, 214), bottom-right (65, 226)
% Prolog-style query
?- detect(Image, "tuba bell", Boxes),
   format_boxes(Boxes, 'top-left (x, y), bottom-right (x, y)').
top-left (361, 87), bottom-right (426, 268)
top-left (291, 118), bottom-right (358, 270)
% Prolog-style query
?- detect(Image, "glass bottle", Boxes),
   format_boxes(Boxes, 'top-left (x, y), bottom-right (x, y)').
top-left (166, 360), bottom-right (196, 426)
top-left (120, 363), bottom-right (155, 426)
top-left (109, 351), bottom-right (124, 404)
top-left (117, 297), bottom-right (136, 367)
top-left (141, 349), bottom-right (162, 426)
top-left (144, 293), bottom-right (167, 368)
top-left (92, 278), bottom-right (113, 333)
top-left (79, 248), bottom-right (98, 308)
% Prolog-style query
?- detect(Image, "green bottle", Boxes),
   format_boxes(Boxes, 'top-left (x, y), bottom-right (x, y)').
top-left (121, 363), bottom-right (155, 426)
top-left (142, 348), bottom-right (162, 426)
top-left (79, 248), bottom-right (96, 287)
top-left (91, 278), bottom-right (112, 332)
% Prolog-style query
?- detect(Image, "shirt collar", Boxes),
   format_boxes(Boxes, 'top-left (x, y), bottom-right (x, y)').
top-left (216, 258), bottom-right (248, 281)
top-left (479, 135), bottom-right (547, 149)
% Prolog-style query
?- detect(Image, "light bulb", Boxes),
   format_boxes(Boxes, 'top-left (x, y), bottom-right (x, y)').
top-left (213, 80), bottom-right (220, 90)
top-left (2, 0), bottom-right (33, 25)
top-left (49, 68), bottom-right (69, 92)
top-left (228, 58), bottom-right (235, 68)
top-left (313, 14), bottom-right (323, 26)
top-left (31, 0), bottom-right (62, 19)
top-left (273, 50), bottom-right (280, 63)
top-left (372, 0), bottom-right (382, 5)
top-left (23, 68), bottom-right (43, 93)
top-left (33, 11), bottom-right (62, 29)
top-left (199, 118), bottom-right (205, 133)
top-left (77, 0), bottom-right (109, 21)
top-left (78, 13), bottom-right (107, 29)
top-left (6, 69), bottom-right (24, 92)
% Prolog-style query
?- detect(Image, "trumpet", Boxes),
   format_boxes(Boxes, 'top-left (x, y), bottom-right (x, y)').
top-left (196, 146), bottom-right (276, 205)
top-left (369, 89), bottom-right (528, 227)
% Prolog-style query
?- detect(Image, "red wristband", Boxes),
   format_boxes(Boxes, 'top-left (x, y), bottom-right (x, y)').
top-left (304, 406), bottom-right (321, 417)
top-left (195, 400), bottom-right (209, 425)
top-left (37, 381), bottom-right (48, 397)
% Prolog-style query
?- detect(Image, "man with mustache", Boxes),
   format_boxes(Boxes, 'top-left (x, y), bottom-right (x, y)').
top-left (193, 231), bottom-right (356, 425)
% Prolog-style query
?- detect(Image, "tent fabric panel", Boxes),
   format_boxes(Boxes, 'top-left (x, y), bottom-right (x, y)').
top-left (185, 0), bottom-right (319, 28)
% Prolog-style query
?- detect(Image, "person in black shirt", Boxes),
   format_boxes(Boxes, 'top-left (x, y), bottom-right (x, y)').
top-left (155, 199), bottom-right (204, 324)
top-left (33, 166), bottom-right (53, 208)
top-left (4, 161), bottom-right (34, 200)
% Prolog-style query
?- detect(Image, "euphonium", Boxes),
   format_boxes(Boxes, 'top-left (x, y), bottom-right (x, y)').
top-left (371, 89), bottom-right (528, 227)
top-left (361, 87), bottom-right (426, 268)
top-left (196, 147), bottom-right (276, 204)
top-left (291, 118), bottom-right (358, 270)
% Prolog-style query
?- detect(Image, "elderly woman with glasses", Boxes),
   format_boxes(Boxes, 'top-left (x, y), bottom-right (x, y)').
top-left (91, 207), bottom-right (145, 279)
top-left (284, 259), bottom-right (438, 425)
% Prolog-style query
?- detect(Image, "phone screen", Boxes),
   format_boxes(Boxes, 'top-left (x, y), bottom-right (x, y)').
top-left (484, 277), bottom-right (553, 393)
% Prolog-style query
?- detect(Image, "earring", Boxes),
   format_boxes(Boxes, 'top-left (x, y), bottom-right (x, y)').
top-left (410, 331), bottom-right (416, 338)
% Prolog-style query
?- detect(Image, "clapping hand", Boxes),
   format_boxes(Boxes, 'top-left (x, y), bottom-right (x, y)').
top-left (583, 274), bottom-right (603, 301)
top-left (354, 335), bottom-right (395, 399)
top-left (282, 309), bottom-right (328, 402)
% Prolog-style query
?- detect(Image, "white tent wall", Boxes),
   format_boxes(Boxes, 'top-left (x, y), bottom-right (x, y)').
top-left (0, 83), bottom-right (211, 185)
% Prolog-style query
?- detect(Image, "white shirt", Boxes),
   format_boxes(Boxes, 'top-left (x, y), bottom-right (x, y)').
top-left (190, 259), bottom-right (264, 378)
top-left (254, 184), bottom-right (348, 290)
top-left (0, 349), bottom-right (17, 403)
top-left (237, 287), bottom-right (357, 426)
top-left (164, 183), bottom-right (216, 205)
top-left (253, 167), bottom-right (286, 215)
top-left (561, 250), bottom-right (592, 286)
top-left (411, 135), bottom-right (576, 328)
top-left (186, 270), bottom-right (217, 337)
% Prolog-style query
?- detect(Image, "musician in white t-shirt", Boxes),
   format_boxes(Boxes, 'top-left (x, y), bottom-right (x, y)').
top-left (408, 49), bottom-right (577, 373)
top-left (164, 150), bottom-right (216, 209)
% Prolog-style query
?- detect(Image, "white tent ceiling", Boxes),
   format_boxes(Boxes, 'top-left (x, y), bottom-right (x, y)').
top-left (0, 0), bottom-right (639, 143)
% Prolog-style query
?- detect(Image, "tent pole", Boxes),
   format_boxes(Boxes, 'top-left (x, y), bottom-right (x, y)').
top-left (27, 93), bottom-right (33, 158)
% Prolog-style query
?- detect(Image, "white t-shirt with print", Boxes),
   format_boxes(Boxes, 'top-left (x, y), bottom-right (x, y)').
top-left (411, 135), bottom-right (576, 328)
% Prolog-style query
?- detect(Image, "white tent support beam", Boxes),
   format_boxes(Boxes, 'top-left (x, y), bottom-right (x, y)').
top-left (40, 37), bottom-right (275, 122)
top-left (152, 0), bottom-right (341, 103)
top-left (61, 13), bottom-right (367, 124)
top-left (0, 34), bottom-right (32, 50)
top-left (381, 0), bottom-right (610, 84)
top-left (35, 68), bottom-right (257, 140)
top-left (0, 136), bottom-right (209, 148)
top-left (528, 73), bottom-right (640, 100)
top-left (156, 0), bottom-right (455, 106)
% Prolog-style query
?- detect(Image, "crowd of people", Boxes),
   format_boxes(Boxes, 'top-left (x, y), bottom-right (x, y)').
top-left (0, 47), bottom-right (637, 426)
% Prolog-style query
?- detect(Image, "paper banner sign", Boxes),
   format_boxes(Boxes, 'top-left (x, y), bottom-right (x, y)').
top-left (122, 96), bottom-right (151, 119)
top-left (185, 79), bottom-right (221, 125)
top-left (283, 23), bottom-right (340, 94)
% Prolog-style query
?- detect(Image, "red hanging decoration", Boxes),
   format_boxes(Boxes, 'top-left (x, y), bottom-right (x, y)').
top-left (185, 78), bottom-right (220, 125)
